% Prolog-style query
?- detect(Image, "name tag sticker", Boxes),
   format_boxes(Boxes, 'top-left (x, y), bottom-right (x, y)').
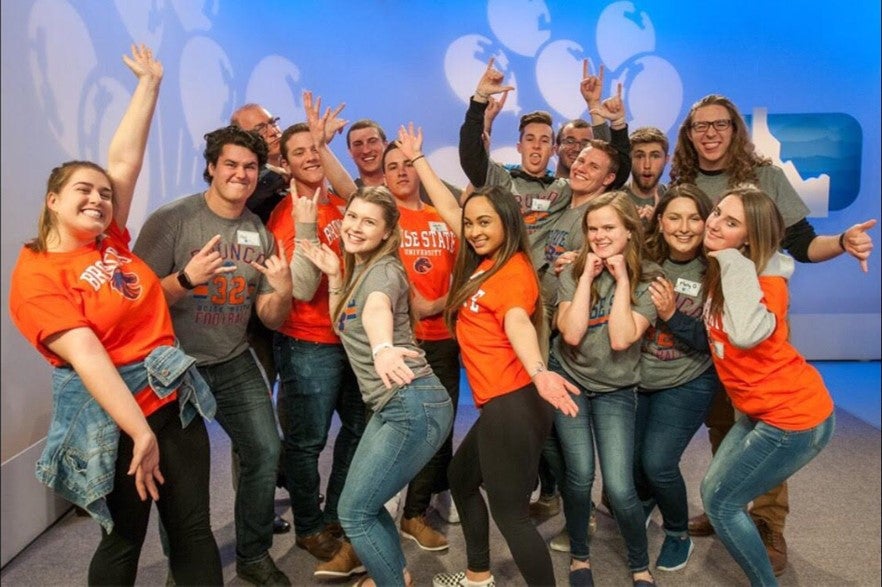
top-left (674, 278), bottom-right (701, 297)
top-left (531, 198), bottom-right (550, 212)
top-left (237, 230), bottom-right (261, 246)
top-left (429, 221), bottom-right (447, 233)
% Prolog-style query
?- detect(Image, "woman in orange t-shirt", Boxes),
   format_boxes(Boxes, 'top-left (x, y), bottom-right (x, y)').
top-left (399, 124), bottom-right (579, 587)
top-left (7, 46), bottom-right (221, 585)
top-left (701, 188), bottom-right (835, 586)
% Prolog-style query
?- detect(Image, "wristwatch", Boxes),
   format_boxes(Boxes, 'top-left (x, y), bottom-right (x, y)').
top-left (176, 270), bottom-right (196, 290)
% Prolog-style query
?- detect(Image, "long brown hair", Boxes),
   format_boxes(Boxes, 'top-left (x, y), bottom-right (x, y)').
top-left (444, 186), bottom-right (546, 344)
top-left (704, 188), bottom-right (785, 318)
top-left (644, 183), bottom-right (713, 264)
top-left (570, 191), bottom-right (653, 308)
top-left (332, 186), bottom-right (410, 325)
top-left (26, 161), bottom-right (113, 253)
top-left (669, 94), bottom-right (770, 188)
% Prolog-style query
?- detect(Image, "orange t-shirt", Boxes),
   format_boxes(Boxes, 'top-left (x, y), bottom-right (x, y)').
top-left (9, 221), bottom-right (177, 415)
top-left (455, 253), bottom-right (539, 407)
top-left (705, 275), bottom-right (833, 430)
top-left (266, 191), bottom-right (346, 343)
top-left (397, 205), bottom-right (458, 341)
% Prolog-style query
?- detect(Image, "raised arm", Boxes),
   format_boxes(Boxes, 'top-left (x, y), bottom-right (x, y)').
top-left (44, 327), bottom-right (162, 501)
top-left (460, 57), bottom-right (515, 186)
top-left (289, 186), bottom-right (323, 301)
top-left (108, 44), bottom-right (163, 229)
top-left (253, 239), bottom-right (294, 330)
top-left (589, 81), bottom-right (631, 188)
top-left (397, 123), bottom-right (463, 237)
top-left (304, 90), bottom-right (357, 200)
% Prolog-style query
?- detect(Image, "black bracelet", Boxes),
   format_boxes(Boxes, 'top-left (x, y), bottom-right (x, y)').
top-left (838, 232), bottom-right (846, 251)
top-left (411, 155), bottom-right (425, 164)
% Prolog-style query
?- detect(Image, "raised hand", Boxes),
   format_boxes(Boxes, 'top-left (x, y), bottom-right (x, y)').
top-left (842, 218), bottom-right (876, 272)
top-left (293, 186), bottom-right (320, 224)
top-left (396, 123), bottom-right (424, 161)
top-left (579, 59), bottom-right (604, 109)
top-left (590, 82), bottom-right (626, 125)
top-left (299, 240), bottom-right (342, 278)
top-left (122, 43), bottom-right (163, 84)
top-left (649, 276), bottom-right (676, 320)
top-left (605, 254), bottom-right (628, 282)
top-left (475, 57), bottom-right (516, 101)
top-left (183, 234), bottom-right (236, 286)
top-left (250, 239), bottom-right (293, 295)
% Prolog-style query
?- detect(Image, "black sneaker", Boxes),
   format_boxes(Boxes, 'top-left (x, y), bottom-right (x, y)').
top-left (236, 555), bottom-right (291, 586)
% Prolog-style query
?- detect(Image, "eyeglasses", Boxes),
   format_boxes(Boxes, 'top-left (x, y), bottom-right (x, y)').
top-left (690, 119), bottom-right (732, 133)
top-left (252, 116), bottom-right (281, 134)
top-left (561, 137), bottom-right (591, 149)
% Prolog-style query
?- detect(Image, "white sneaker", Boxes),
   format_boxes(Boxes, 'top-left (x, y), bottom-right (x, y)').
top-left (432, 490), bottom-right (460, 524)
top-left (432, 571), bottom-right (495, 587)
top-left (384, 490), bottom-right (403, 521)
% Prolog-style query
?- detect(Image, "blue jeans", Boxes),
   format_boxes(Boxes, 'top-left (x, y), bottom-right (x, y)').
top-left (338, 376), bottom-right (453, 586)
top-left (635, 367), bottom-right (720, 535)
top-left (198, 349), bottom-right (280, 563)
top-left (551, 356), bottom-right (649, 572)
top-left (274, 335), bottom-right (366, 536)
top-left (702, 412), bottom-right (835, 586)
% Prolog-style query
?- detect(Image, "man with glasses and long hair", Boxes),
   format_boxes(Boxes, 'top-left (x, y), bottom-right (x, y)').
top-left (669, 93), bottom-right (875, 577)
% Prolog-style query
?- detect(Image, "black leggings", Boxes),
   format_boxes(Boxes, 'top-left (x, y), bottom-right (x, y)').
top-left (88, 402), bottom-right (222, 586)
top-left (448, 384), bottom-right (555, 586)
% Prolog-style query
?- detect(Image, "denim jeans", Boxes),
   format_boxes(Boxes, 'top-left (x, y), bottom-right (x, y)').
top-left (634, 367), bottom-right (720, 535)
top-left (551, 356), bottom-right (649, 572)
top-left (702, 412), bottom-right (835, 586)
top-left (274, 335), bottom-right (366, 536)
top-left (338, 376), bottom-right (453, 586)
top-left (198, 349), bottom-right (280, 563)
top-left (88, 402), bottom-right (222, 585)
top-left (403, 338), bottom-right (461, 518)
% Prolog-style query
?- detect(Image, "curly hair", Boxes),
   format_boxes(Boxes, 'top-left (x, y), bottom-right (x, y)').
top-left (669, 95), bottom-right (770, 188)
top-left (202, 125), bottom-right (268, 184)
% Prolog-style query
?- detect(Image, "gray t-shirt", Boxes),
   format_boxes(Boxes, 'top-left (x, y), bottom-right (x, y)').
top-left (485, 162), bottom-right (573, 271)
top-left (538, 203), bottom-right (587, 316)
top-left (551, 261), bottom-right (658, 391)
top-left (639, 257), bottom-right (713, 390)
top-left (551, 262), bottom-right (659, 392)
top-left (695, 165), bottom-right (809, 228)
top-left (338, 255), bottom-right (432, 412)
top-left (133, 193), bottom-right (275, 365)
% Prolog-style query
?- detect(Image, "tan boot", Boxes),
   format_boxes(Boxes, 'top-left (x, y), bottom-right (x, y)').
top-left (313, 541), bottom-right (365, 579)
top-left (400, 515), bottom-right (449, 551)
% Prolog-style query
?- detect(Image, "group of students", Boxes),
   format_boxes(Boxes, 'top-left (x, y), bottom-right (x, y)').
top-left (9, 46), bottom-right (875, 587)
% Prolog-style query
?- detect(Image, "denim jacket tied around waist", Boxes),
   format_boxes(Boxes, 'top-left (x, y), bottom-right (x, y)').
top-left (36, 344), bottom-right (216, 533)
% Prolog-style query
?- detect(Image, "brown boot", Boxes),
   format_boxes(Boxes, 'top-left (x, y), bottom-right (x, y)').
top-left (296, 527), bottom-right (342, 561)
top-left (754, 518), bottom-right (787, 576)
top-left (688, 512), bottom-right (715, 537)
top-left (313, 541), bottom-right (365, 579)
top-left (400, 515), bottom-right (449, 551)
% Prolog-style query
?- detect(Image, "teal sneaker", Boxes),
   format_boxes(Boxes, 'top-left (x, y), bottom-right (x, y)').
top-left (656, 534), bottom-right (694, 571)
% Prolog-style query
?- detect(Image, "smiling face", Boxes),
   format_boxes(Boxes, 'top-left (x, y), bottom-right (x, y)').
top-left (46, 167), bottom-right (114, 246)
top-left (556, 123), bottom-right (593, 172)
top-left (341, 197), bottom-right (390, 262)
top-left (517, 122), bottom-right (554, 177)
top-left (283, 130), bottom-right (324, 189)
top-left (569, 146), bottom-right (616, 197)
top-left (659, 196), bottom-right (704, 261)
top-left (237, 106), bottom-right (282, 161)
top-left (382, 148), bottom-right (420, 201)
top-left (688, 104), bottom-right (734, 171)
top-left (586, 204), bottom-right (631, 259)
top-left (348, 127), bottom-right (387, 177)
top-left (463, 195), bottom-right (505, 260)
top-left (704, 194), bottom-right (748, 251)
top-left (206, 144), bottom-right (260, 209)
